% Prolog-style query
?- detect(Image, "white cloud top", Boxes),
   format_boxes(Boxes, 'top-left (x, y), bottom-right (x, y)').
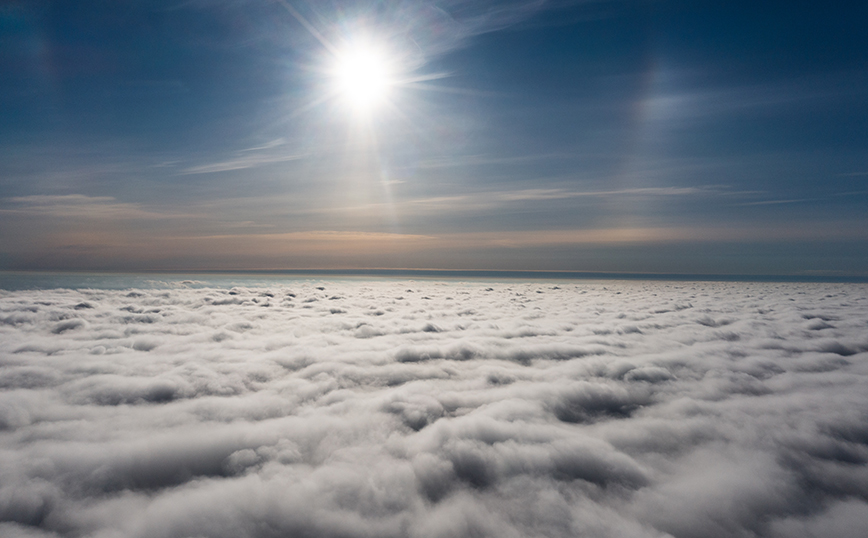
top-left (1, 280), bottom-right (867, 537)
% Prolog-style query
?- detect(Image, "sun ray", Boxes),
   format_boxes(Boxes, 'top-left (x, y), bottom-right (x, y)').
top-left (273, 0), bottom-right (339, 56)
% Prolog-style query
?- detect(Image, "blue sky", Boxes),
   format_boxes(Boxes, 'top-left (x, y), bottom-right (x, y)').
top-left (1, 0), bottom-right (867, 275)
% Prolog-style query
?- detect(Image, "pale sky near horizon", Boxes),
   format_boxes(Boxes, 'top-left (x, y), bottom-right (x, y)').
top-left (2, 0), bottom-right (867, 275)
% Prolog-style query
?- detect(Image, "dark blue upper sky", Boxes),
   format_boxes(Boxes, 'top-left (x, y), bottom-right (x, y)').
top-left (1, 0), bottom-right (867, 275)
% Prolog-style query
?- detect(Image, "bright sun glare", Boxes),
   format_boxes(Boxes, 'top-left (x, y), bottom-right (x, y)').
top-left (333, 46), bottom-right (393, 113)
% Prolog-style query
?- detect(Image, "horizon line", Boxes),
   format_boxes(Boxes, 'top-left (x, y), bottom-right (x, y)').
top-left (2, 268), bottom-right (866, 284)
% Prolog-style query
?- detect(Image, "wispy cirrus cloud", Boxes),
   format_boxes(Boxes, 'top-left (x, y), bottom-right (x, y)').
top-left (391, 185), bottom-right (716, 214)
top-left (494, 186), bottom-right (706, 201)
top-left (411, 152), bottom-right (570, 169)
top-left (0, 195), bottom-right (169, 219)
top-left (180, 151), bottom-right (305, 175)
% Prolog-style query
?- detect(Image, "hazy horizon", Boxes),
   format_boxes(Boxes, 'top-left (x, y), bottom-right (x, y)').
top-left (3, 269), bottom-right (868, 294)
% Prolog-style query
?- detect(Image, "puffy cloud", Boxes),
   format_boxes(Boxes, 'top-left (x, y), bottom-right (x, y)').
top-left (0, 279), bottom-right (867, 536)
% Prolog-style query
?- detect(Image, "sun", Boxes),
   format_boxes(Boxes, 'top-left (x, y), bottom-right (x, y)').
top-left (332, 44), bottom-right (394, 113)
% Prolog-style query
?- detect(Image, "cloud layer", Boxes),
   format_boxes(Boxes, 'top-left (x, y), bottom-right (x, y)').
top-left (1, 279), bottom-right (867, 537)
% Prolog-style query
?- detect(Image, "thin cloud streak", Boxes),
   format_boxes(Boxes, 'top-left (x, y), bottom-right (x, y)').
top-left (0, 195), bottom-right (174, 220)
top-left (494, 186), bottom-right (706, 201)
top-left (411, 153), bottom-right (572, 169)
top-left (738, 199), bottom-right (814, 206)
top-left (180, 153), bottom-right (306, 175)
